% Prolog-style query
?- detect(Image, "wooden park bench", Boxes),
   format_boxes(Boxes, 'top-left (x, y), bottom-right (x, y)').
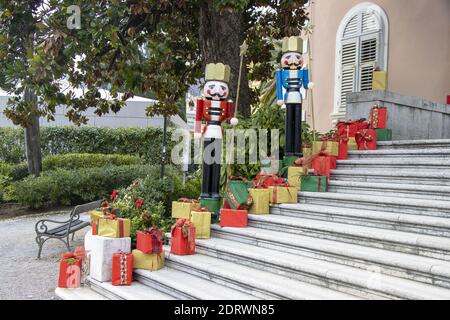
top-left (35, 200), bottom-right (102, 259)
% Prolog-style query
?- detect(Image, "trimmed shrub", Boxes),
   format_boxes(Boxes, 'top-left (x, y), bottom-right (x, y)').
top-left (10, 165), bottom-right (153, 208)
top-left (0, 126), bottom-right (175, 164)
top-left (42, 153), bottom-right (142, 171)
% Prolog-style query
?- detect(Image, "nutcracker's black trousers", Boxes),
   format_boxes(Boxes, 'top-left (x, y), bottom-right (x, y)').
top-left (285, 102), bottom-right (303, 157)
top-left (201, 138), bottom-right (222, 199)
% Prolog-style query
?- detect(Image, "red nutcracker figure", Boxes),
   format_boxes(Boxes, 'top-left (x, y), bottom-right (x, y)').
top-left (195, 63), bottom-right (237, 217)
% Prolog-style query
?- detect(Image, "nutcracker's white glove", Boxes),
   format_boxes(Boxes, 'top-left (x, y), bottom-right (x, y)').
top-left (277, 100), bottom-right (284, 106)
top-left (230, 117), bottom-right (239, 126)
top-left (308, 82), bottom-right (315, 89)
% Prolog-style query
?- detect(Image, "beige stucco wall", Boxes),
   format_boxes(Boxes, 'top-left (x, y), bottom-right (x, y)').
top-left (306, 0), bottom-right (450, 132)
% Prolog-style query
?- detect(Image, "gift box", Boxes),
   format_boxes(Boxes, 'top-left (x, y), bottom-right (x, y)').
top-left (98, 216), bottom-right (131, 238)
top-left (190, 208), bottom-right (211, 239)
top-left (311, 156), bottom-right (336, 177)
top-left (89, 210), bottom-right (104, 224)
top-left (300, 175), bottom-right (327, 192)
top-left (248, 188), bottom-right (270, 215)
top-left (84, 232), bottom-right (131, 282)
top-left (224, 178), bottom-right (253, 210)
top-left (287, 166), bottom-right (308, 188)
top-left (369, 106), bottom-right (387, 129)
top-left (132, 249), bottom-right (165, 271)
top-left (268, 186), bottom-right (297, 204)
top-left (58, 252), bottom-right (82, 288)
top-left (136, 227), bottom-right (163, 254)
top-left (302, 147), bottom-right (312, 157)
top-left (170, 219), bottom-right (196, 255)
top-left (312, 140), bottom-right (339, 157)
top-left (172, 198), bottom-right (199, 219)
top-left (347, 137), bottom-right (358, 150)
top-left (356, 129), bottom-right (377, 150)
top-left (376, 128), bottom-right (392, 141)
top-left (337, 138), bottom-right (349, 160)
top-left (112, 252), bottom-right (133, 286)
top-left (372, 70), bottom-right (387, 90)
top-left (220, 209), bottom-right (248, 228)
top-left (253, 173), bottom-right (284, 189)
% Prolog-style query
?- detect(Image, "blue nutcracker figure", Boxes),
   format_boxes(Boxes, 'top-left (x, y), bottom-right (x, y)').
top-left (276, 36), bottom-right (314, 167)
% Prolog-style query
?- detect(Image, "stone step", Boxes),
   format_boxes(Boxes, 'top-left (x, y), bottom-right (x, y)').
top-left (336, 159), bottom-right (450, 170)
top-left (162, 245), bottom-right (356, 300)
top-left (55, 286), bottom-right (109, 300)
top-left (377, 139), bottom-right (450, 150)
top-left (87, 277), bottom-right (174, 300)
top-left (348, 148), bottom-right (450, 159)
top-left (210, 225), bottom-right (450, 289)
top-left (272, 203), bottom-right (450, 237)
top-left (133, 265), bottom-right (258, 300)
top-left (330, 169), bottom-right (450, 186)
top-left (194, 236), bottom-right (450, 300)
top-left (298, 192), bottom-right (450, 218)
top-left (327, 180), bottom-right (450, 201)
top-left (248, 214), bottom-right (450, 261)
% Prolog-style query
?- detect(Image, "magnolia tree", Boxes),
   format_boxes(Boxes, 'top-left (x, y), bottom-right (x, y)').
top-left (0, 0), bottom-right (308, 175)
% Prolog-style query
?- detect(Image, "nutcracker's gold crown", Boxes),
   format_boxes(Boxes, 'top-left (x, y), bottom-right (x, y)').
top-left (281, 36), bottom-right (303, 53)
top-left (205, 63), bottom-right (231, 83)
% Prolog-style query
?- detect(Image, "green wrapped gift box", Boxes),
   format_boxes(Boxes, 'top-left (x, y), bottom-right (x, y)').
top-left (376, 128), bottom-right (392, 141)
top-left (300, 175), bottom-right (327, 192)
top-left (224, 179), bottom-right (253, 210)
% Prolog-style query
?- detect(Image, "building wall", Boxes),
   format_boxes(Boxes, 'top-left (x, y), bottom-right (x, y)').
top-left (309, 0), bottom-right (450, 132)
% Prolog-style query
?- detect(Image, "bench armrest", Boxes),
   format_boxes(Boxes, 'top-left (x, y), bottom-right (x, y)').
top-left (35, 213), bottom-right (83, 235)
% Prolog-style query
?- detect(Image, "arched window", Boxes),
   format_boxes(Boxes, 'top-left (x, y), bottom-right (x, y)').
top-left (333, 3), bottom-right (389, 116)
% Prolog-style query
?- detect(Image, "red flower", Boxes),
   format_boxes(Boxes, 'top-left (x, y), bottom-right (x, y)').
top-left (136, 198), bottom-right (144, 209)
top-left (110, 190), bottom-right (118, 201)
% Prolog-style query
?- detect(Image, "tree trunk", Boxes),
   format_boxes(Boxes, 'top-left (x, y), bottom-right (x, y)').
top-left (198, 4), bottom-right (251, 118)
top-left (24, 88), bottom-right (42, 177)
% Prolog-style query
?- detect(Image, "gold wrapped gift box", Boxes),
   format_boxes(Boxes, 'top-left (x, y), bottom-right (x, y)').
top-left (372, 70), bottom-right (387, 90)
top-left (348, 137), bottom-right (358, 151)
top-left (312, 141), bottom-right (339, 156)
top-left (190, 210), bottom-right (211, 239)
top-left (171, 201), bottom-right (198, 219)
top-left (287, 166), bottom-right (307, 188)
top-left (89, 210), bottom-right (104, 224)
top-left (248, 188), bottom-right (271, 215)
top-left (97, 217), bottom-right (131, 238)
top-left (268, 186), bottom-right (298, 204)
top-left (132, 249), bottom-right (165, 270)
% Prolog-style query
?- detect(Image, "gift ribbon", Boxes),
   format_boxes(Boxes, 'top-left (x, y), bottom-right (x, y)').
top-left (356, 129), bottom-right (374, 150)
top-left (177, 198), bottom-right (199, 204)
top-left (61, 252), bottom-right (79, 265)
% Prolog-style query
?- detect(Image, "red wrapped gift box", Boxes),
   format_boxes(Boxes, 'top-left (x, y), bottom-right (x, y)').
top-left (336, 119), bottom-right (368, 138)
top-left (253, 173), bottom-right (284, 189)
top-left (311, 155), bottom-right (336, 177)
top-left (356, 129), bottom-right (377, 150)
top-left (220, 209), bottom-right (248, 228)
top-left (337, 138), bottom-right (349, 160)
top-left (136, 227), bottom-right (163, 254)
top-left (369, 106), bottom-right (387, 129)
top-left (58, 252), bottom-right (82, 288)
top-left (112, 252), bottom-right (133, 286)
top-left (171, 219), bottom-right (195, 255)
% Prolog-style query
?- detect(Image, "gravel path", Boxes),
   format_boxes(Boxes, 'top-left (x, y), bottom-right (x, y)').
top-left (0, 211), bottom-right (90, 300)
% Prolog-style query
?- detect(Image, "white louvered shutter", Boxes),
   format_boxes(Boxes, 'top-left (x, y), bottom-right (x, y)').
top-left (337, 10), bottom-right (383, 110)
top-left (339, 40), bottom-right (357, 111)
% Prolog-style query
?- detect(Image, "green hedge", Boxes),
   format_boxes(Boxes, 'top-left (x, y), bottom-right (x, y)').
top-left (10, 164), bottom-right (153, 208)
top-left (0, 126), bottom-right (175, 164)
top-left (42, 153), bottom-right (142, 171)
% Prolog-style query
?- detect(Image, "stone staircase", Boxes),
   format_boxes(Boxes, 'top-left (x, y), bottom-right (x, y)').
top-left (57, 139), bottom-right (450, 300)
